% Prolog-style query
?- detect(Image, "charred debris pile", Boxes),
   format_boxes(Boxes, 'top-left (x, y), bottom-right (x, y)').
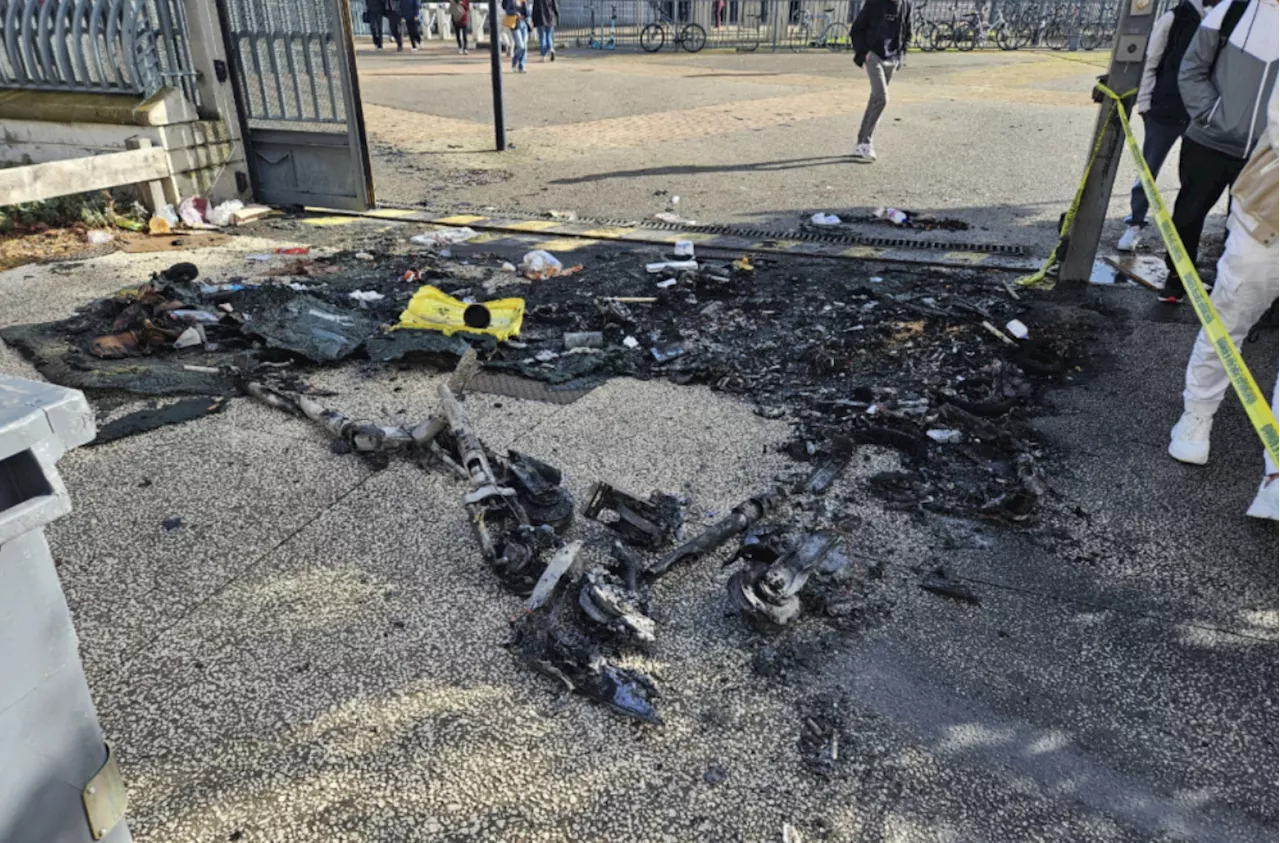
top-left (1, 243), bottom-right (1099, 723)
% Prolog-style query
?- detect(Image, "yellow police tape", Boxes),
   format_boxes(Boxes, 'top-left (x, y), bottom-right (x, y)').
top-left (1014, 90), bottom-right (1131, 291)
top-left (1022, 82), bottom-right (1278, 466)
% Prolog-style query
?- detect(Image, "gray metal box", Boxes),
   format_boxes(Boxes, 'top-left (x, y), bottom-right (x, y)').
top-left (0, 376), bottom-right (131, 843)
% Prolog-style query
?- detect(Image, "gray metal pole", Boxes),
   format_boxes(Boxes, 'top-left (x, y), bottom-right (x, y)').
top-left (1058, 0), bottom-right (1157, 283)
top-left (489, 0), bottom-right (507, 151)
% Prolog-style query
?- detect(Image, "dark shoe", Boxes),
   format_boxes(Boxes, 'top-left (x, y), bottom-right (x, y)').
top-left (1157, 294), bottom-right (1184, 305)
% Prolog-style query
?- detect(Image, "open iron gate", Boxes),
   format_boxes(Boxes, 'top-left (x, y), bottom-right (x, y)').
top-left (217, 0), bottom-right (374, 210)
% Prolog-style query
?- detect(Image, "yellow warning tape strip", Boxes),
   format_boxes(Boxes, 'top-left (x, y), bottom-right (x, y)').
top-left (1016, 89), bottom-right (1134, 291)
top-left (1045, 83), bottom-right (1278, 466)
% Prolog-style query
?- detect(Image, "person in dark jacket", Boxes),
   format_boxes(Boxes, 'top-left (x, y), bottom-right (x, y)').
top-left (399, 0), bottom-right (423, 51)
top-left (1118, 0), bottom-right (1219, 251)
top-left (849, 0), bottom-right (912, 163)
top-left (368, 0), bottom-right (403, 51)
top-left (531, 0), bottom-right (559, 61)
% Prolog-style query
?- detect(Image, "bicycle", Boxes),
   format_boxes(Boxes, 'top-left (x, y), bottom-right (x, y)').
top-left (793, 7), bottom-right (850, 51)
top-left (589, 5), bottom-right (618, 49)
top-left (641, 8), bottom-right (707, 52)
top-left (951, 8), bottom-right (1016, 50)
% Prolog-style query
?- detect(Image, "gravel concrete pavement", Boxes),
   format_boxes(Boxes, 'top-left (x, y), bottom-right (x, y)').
top-left (353, 47), bottom-right (1189, 254)
top-left (0, 223), bottom-right (1273, 842)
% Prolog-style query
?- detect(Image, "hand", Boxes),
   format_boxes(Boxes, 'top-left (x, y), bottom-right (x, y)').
top-left (854, 52), bottom-right (865, 67)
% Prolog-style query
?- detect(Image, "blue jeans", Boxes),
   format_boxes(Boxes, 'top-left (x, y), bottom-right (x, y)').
top-left (538, 25), bottom-right (554, 56)
top-left (1126, 115), bottom-right (1184, 228)
top-left (512, 24), bottom-right (528, 70)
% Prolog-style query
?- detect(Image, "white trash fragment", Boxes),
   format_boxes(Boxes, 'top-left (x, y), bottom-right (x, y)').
top-left (411, 227), bottom-right (478, 246)
top-left (534, 350), bottom-right (560, 363)
top-left (1005, 318), bottom-right (1029, 340)
top-left (646, 260), bottom-right (698, 274)
top-left (348, 290), bottom-right (386, 303)
top-left (927, 429), bottom-right (963, 444)
top-left (549, 210), bottom-right (578, 221)
top-left (810, 213), bottom-right (842, 226)
top-left (656, 278), bottom-right (678, 289)
top-left (86, 230), bottom-right (113, 245)
top-left (521, 250), bottom-right (563, 280)
top-left (154, 204), bottom-right (180, 228)
top-left (622, 336), bottom-right (640, 349)
top-left (874, 206), bottom-right (911, 225)
top-left (173, 326), bottom-right (206, 349)
top-left (981, 320), bottom-right (1016, 345)
top-left (178, 197), bottom-right (214, 228)
top-left (654, 211), bottom-right (697, 225)
top-left (354, 252), bottom-right (375, 261)
top-left (501, 262), bottom-right (517, 273)
top-left (869, 276), bottom-right (885, 283)
top-left (673, 240), bottom-right (695, 257)
top-left (206, 199), bottom-right (244, 227)
top-left (671, 195), bottom-right (680, 204)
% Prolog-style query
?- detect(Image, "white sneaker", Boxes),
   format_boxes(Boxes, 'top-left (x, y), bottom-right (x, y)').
top-left (1117, 225), bottom-right (1143, 252)
top-left (1246, 476), bottom-right (1279, 521)
top-left (852, 142), bottom-right (876, 163)
top-left (1168, 411), bottom-right (1213, 465)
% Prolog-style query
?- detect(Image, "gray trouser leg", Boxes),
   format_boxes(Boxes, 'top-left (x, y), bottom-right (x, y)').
top-left (857, 54), bottom-right (896, 145)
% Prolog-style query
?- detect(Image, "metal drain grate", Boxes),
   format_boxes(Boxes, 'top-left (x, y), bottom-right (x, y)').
top-left (469, 372), bottom-right (597, 405)
top-left (384, 202), bottom-right (1028, 257)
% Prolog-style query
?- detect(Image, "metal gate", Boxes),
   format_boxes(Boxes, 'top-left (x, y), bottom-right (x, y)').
top-left (217, 0), bottom-right (373, 210)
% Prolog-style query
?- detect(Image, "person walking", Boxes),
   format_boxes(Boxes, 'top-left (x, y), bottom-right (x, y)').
top-left (368, 0), bottom-right (403, 51)
top-left (400, 0), bottom-right (423, 51)
top-left (849, 0), bottom-right (912, 164)
top-left (532, 0), bottom-right (558, 62)
top-left (450, 0), bottom-right (472, 54)
top-left (500, 0), bottom-right (516, 55)
top-left (1168, 86), bottom-right (1279, 520)
top-left (714, 0), bottom-right (726, 27)
top-left (1159, 0), bottom-right (1278, 303)
top-left (512, 0), bottom-right (530, 72)
top-left (1118, 0), bottom-right (1221, 251)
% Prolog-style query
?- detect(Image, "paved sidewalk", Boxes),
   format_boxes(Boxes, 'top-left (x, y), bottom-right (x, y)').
top-left (353, 46), bottom-right (1168, 253)
top-left (1, 221), bottom-right (1274, 842)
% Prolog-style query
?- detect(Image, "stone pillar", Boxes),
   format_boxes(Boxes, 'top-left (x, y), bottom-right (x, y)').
top-left (178, 0), bottom-right (252, 203)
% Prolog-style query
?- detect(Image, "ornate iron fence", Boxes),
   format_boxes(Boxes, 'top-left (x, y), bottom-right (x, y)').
top-left (0, 0), bottom-right (198, 102)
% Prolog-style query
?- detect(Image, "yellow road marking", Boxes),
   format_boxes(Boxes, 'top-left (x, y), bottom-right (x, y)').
top-left (302, 215), bottom-right (358, 227)
top-left (503, 220), bottom-right (561, 232)
top-left (942, 251), bottom-right (989, 264)
top-left (841, 245), bottom-right (887, 258)
top-left (534, 238), bottom-right (599, 252)
top-left (434, 214), bottom-right (487, 225)
top-left (368, 208), bottom-right (417, 218)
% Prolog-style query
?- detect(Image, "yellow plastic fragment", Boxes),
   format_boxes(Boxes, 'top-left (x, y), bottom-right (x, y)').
top-left (396, 285), bottom-right (524, 341)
